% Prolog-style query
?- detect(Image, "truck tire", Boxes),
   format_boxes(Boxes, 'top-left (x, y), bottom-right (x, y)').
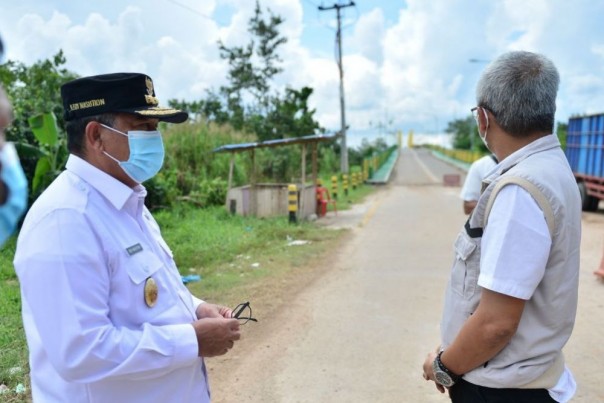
top-left (589, 195), bottom-right (600, 211)
top-left (578, 182), bottom-right (599, 212)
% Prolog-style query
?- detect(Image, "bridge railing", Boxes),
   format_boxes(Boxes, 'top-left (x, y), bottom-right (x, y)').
top-left (423, 145), bottom-right (486, 164)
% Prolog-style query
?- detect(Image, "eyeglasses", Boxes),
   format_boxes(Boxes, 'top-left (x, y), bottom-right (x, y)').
top-left (471, 106), bottom-right (495, 119)
top-left (232, 301), bottom-right (258, 325)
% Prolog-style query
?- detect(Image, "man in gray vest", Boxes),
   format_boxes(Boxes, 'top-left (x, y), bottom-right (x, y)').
top-left (422, 51), bottom-right (581, 402)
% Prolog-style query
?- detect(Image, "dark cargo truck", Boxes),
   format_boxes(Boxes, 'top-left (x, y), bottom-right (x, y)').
top-left (565, 113), bottom-right (604, 211)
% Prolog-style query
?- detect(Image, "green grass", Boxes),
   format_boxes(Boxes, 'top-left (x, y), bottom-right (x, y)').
top-left (154, 205), bottom-right (344, 298)
top-left (0, 238), bottom-right (29, 402)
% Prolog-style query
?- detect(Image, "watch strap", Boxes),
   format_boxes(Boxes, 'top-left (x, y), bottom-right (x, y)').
top-left (436, 350), bottom-right (462, 382)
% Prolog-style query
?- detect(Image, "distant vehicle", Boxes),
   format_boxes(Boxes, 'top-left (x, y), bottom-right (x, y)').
top-left (565, 113), bottom-right (604, 211)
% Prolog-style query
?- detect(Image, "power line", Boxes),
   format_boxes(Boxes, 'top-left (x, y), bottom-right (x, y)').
top-left (303, 0), bottom-right (320, 7)
top-left (340, 2), bottom-right (359, 31)
top-left (165, 0), bottom-right (214, 21)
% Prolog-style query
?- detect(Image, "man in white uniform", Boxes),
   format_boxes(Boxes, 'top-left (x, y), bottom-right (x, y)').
top-left (459, 154), bottom-right (497, 215)
top-left (422, 51), bottom-right (581, 402)
top-left (14, 73), bottom-right (240, 402)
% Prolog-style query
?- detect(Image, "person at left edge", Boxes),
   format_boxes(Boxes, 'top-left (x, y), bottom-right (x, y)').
top-left (0, 33), bottom-right (28, 246)
top-left (13, 73), bottom-right (240, 402)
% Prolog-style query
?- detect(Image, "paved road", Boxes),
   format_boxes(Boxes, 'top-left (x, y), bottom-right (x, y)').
top-left (208, 148), bottom-right (604, 403)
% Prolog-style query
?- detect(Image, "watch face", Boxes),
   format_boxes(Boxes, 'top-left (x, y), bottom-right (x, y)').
top-left (434, 371), bottom-right (454, 387)
top-left (433, 357), bottom-right (455, 387)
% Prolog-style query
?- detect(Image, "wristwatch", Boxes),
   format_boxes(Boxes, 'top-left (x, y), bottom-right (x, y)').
top-left (432, 350), bottom-right (462, 387)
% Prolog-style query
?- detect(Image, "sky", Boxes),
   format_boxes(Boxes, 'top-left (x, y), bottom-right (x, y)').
top-left (2, 0), bottom-right (604, 148)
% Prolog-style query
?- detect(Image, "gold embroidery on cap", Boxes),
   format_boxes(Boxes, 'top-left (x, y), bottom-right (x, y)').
top-left (144, 77), bottom-right (159, 105)
top-left (135, 108), bottom-right (180, 116)
top-left (145, 76), bottom-right (154, 95)
top-left (144, 95), bottom-right (159, 106)
top-left (69, 98), bottom-right (106, 111)
top-left (144, 277), bottom-right (159, 307)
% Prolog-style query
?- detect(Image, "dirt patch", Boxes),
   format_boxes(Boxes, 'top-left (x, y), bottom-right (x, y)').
top-left (205, 228), bottom-right (355, 383)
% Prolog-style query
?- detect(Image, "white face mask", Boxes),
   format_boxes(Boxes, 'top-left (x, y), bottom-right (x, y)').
top-left (474, 107), bottom-right (490, 151)
top-left (100, 124), bottom-right (165, 183)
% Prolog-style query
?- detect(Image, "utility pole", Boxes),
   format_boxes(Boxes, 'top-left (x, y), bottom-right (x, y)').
top-left (319, 1), bottom-right (355, 174)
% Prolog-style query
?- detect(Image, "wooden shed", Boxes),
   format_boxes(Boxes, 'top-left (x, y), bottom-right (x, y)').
top-left (213, 134), bottom-right (338, 220)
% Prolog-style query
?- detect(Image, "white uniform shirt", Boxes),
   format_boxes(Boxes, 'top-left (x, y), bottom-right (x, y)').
top-left (480, 185), bottom-right (575, 402)
top-left (14, 155), bottom-right (209, 403)
top-left (460, 155), bottom-right (497, 201)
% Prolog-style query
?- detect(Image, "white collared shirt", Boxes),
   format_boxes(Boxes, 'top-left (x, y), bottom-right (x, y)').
top-left (14, 155), bottom-right (209, 403)
top-left (460, 155), bottom-right (497, 202)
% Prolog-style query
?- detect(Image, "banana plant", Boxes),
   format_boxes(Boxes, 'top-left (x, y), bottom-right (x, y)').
top-left (26, 112), bottom-right (68, 194)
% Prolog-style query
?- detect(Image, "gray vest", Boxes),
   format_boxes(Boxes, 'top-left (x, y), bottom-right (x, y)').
top-left (441, 135), bottom-right (581, 388)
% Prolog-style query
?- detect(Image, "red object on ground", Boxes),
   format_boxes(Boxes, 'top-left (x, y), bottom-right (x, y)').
top-left (443, 174), bottom-right (461, 187)
top-left (316, 186), bottom-right (337, 217)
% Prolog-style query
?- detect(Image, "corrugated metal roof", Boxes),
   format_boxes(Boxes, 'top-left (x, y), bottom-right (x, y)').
top-left (213, 133), bottom-right (338, 153)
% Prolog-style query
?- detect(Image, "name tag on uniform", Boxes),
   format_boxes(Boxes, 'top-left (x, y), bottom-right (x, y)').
top-left (126, 243), bottom-right (143, 256)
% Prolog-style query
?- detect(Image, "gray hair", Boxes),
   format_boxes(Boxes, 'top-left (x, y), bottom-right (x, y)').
top-left (476, 51), bottom-right (559, 137)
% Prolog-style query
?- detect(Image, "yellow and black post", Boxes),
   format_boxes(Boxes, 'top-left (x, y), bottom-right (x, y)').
top-left (343, 174), bottom-right (349, 197)
top-left (331, 175), bottom-right (338, 200)
top-left (288, 184), bottom-right (298, 224)
top-left (352, 172), bottom-right (357, 191)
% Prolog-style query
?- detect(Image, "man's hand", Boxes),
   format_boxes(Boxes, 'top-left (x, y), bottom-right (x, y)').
top-left (192, 317), bottom-right (240, 357)
top-left (422, 348), bottom-right (445, 393)
top-left (195, 302), bottom-right (233, 320)
top-left (463, 200), bottom-right (477, 215)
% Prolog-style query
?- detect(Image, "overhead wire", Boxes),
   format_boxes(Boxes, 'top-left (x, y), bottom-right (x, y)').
top-left (164, 0), bottom-right (215, 21)
top-left (340, 2), bottom-right (360, 31)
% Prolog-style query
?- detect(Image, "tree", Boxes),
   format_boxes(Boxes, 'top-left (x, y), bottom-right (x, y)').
top-left (446, 115), bottom-right (487, 152)
top-left (0, 51), bottom-right (78, 198)
top-left (253, 87), bottom-right (322, 141)
top-left (219, 0), bottom-right (286, 117)
top-left (213, 1), bottom-right (322, 141)
top-left (556, 121), bottom-right (568, 150)
top-left (0, 51), bottom-right (77, 143)
top-left (167, 2), bottom-right (325, 183)
top-left (168, 92), bottom-right (230, 124)
top-left (348, 137), bottom-right (389, 167)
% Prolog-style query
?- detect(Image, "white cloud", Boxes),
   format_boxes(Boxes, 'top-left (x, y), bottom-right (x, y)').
top-left (16, 12), bottom-right (72, 63)
top-left (3, 0), bottom-right (604, 142)
top-left (351, 8), bottom-right (385, 64)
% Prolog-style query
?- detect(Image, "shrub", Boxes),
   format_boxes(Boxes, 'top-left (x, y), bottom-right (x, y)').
top-left (199, 178), bottom-right (228, 207)
top-left (144, 120), bottom-right (255, 210)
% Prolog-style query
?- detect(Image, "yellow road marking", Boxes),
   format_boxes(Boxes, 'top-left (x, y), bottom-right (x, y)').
top-left (361, 196), bottom-right (383, 227)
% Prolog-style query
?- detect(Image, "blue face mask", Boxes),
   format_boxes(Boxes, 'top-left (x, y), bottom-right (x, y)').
top-left (101, 124), bottom-right (165, 183)
top-left (0, 143), bottom-right (28, 245)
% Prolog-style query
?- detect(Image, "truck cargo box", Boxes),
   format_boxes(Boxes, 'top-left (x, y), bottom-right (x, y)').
top-left (566, 114), bottom-right (604, 211)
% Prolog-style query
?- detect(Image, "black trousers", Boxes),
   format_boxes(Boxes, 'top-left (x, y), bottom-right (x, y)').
top-left (449, 379), bottom-right (556, 403)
